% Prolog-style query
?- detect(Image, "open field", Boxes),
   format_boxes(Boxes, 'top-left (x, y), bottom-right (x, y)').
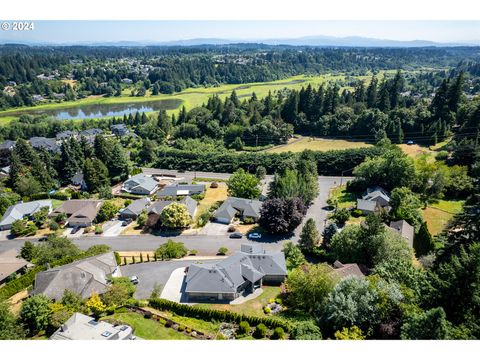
top-left (423, 200), bottom-right (464, 236)
top-left (101, 312), bottom-right (192, 340)
top-left (267, 136), bottom-right (372, 153)
top-left (194, 286), bottom-right (281, 318)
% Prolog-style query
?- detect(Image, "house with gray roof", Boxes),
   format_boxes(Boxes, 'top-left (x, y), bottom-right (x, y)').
top-left (110, 124), bottom-right (129, 136)
top-left (50, 312), bottom-right (134, 340)
top-left (122, 174), bottom-right (159, 195)
top-left (0, 140), bottom-right (16, 151)
top-left (0, 200), bottom-right (53, 230)
top-left (213, 197), bottom-right (262, 224)
top-left (156, 184), bottom-right (205, 198)
top-left (71, 172), bottom-right (87, 191)
top-left (32, 252), bottom-right (120, 301)
top-left (389, 220), bottom-right (415, 248)
top-left (184, 244), bottom-right (286, 302)
top-left (357, 186), bottom-right (391, 215)
top-left (56, 130), bottom-right (78, 141)
top-left (80, 128), bottom-right (103, 137)
top-left (29, 137), bottom-right (60, 153)
top-left (0, 249), bottom-right (32, 285)
top-left (50, 200), bottom-right (103, 227)
top-left (119, 198), bottom-right (151, 219)
top-left (0, 165), bottom-right (10, 178)
top-left (146, 196), bottom-right (197, 228)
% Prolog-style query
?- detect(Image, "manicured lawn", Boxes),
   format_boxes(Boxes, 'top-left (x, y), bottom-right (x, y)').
top-left (328, 185), bottom-right (356, 209)
top-left (192, 183), bottom-right (228, 226)
top-left (423, 200), bottom-right (464, 236)
top-left (194, 286), bottom-right (281, 318)
top-left (101, 312), bottom-right (192, 340)
top-left (267, 136), bottom-right (371, 153)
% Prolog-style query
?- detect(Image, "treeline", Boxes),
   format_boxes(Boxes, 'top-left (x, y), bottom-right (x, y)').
top-left (154, 145), bottom-right (383, 175)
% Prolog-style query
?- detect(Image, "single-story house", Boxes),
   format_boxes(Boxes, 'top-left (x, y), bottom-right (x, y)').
top-left (331, 260), bottom-right (365, 279)
top-left (80, 128), bottom-right (103, 137)
top-left (32, 252), bottom-right (120, 301)
top-left (119, 198), bottom-right (151, 219)
top-left (50, 200), bottom-right (103, 227)
top-left (29, 137), bottom-right (60, 153)
top-left (122, 174), bottom-right (159, 195)
top-left (71, 172), bottom-right (87, 191)
top-left (0, 140), bottom-right (16, 151)
top-left (156, 184), bottom-right (205, 198)
top-left (56, 130), bottom-right (78, 141)
top-left (0, 200), bottom-right (53, 230)
top-left (146, 196), bottom-right (197, 228)
top-left (0, 249), bottom-right (32, 285)
top-left (50, 312), bottom-right (134, 340)
top-left (357, 186), bottom-right (391, 215)
top-left (213, 197), bottom-right (262, 224)
top-left (110, 124), bottom-right (129, 136)
top-left (389, 220), bottom-right (415, 248)
top-left (185, 244), bottom-right (287, 302)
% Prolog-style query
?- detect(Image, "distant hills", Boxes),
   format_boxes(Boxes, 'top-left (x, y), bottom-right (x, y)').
top-left (1, 35), bottom-right (478, 47)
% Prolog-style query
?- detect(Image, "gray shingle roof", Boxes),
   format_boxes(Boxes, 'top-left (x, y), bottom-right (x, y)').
top-left (80, 128), bottom-right (103, 137)
top-left (32, 252), bottom-right (120, 301)
top-left (29, 137), bottom-right (60, 152)
top-left (56, 130), bottom-right (78, 140)
top-left (120, 198), bottom-right (151, 216)
top-left (146, 196), bottom-right (197, 218)
top-left (122, 174), bottom-right (158, 194)
top-left (50, 200), bottom-right (103, 224)
top-left (214, 197), bottom-right (262, 223)
top-left (356, 199), bottom-right (378, 212)
top-left (0, 200), bottom-right (52, 228)
top-left (0, 140), bottom-right (16, 150)
top-left (156, 184), bottom-right (205, 197)
top-left (389, 220), bottom-right (415, 247)
top-left (0, 249), bottom-right (30, 283)
top-left (185, 245), bottom-right (286, 295)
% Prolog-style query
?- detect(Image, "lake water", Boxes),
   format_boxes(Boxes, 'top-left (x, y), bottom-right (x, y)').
top-left (5, 98), bottom-right (182, 120)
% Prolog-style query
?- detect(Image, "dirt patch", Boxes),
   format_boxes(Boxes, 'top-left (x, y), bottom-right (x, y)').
top-left (8, 289), bottom-right (28, 315)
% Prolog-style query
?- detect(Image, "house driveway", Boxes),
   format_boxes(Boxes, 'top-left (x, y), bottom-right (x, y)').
top-left (198, 222), bottom-right (230, 236)
top-left (160, 267), bottom-right (188, 303)
top-left (102, 220), bottom-right (124, 237)
top-left (120, 259), bottom-right (219, 299)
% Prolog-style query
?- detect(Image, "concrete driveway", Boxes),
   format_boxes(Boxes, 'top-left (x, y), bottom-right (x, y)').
top-left (160, 267), bottom-right (188, 303)
top-left (102, 220), bottom-right (124, 237)
top-left (63, 227), bottom-right (84, 238)
top-left (198, 222), bottom-right (230, 236)
top-left (120, 259), bottom-right (219, 299)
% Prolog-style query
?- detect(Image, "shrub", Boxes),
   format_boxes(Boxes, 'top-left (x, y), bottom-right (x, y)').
top-left (218, 247), bottom-right (228, 255)
top-left (155, 240), bottom-right (188, 260)
top-left (189, 249), bottom-right (198, 256)
top-left (228, 225), bottom-right (236, 232)
top-left (94, 225), bottom-right (103, 234)
top-left (178, 325), bottom-right (185, 332)
top-left (237, 321), bottom-right (251, 335)
top-left (352, 209), bottom-right (362, 218)
top-left (253, 324), bottom-right (268, 339)
top-left (264, 306), bottom-right (271, 314)
top-left (49, 221), bottom-right (60, 231)
top-left (114, 252), bottom-right (121, 266)
top-left (331, 208), bottom-right (350, 225)
top-left (272, 327), bottom-right (285, 340)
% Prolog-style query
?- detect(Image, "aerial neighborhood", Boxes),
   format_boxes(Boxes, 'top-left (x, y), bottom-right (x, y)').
top-left (0, 37), bottom-right (479, 343)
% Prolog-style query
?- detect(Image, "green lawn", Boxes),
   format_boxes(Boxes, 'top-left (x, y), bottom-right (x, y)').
top-left (194, 286), bottom-right (281, 318)
top-left (144, 308), bottom-right (221, 335)
top-left (101, 312), bottom-right (192, 340)
top-left (423, 199), bottom-right (464, 236)
top-left (328, 185), bottom-right (357, 209)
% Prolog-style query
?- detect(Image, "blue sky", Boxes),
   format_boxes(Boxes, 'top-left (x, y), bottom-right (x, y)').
top-left (1, 21), bottom-right (479, 44)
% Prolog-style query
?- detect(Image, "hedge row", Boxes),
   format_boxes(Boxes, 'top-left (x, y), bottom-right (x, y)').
top-left (149, 298), bottom-right (291, 332)
top-left (0, 250), bottom-right (110, 301)
top-left (154, 146), bottom-right (383, 176)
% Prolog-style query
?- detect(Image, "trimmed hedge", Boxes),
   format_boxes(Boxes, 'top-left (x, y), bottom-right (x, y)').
top-left (0, 249), bottom-right (111, 301)
top-left (149, 298), bottom-right (291, 332)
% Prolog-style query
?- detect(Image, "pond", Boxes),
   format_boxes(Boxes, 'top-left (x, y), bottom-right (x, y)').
top-left (3, 98), bottom-right (183, 120)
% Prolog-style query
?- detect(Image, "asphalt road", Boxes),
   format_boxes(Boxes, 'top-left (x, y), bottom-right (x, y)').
top-left (0, 176), bottom-right (352, 255)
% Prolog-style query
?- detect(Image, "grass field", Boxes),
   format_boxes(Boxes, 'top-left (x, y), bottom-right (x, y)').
top-left (328, 184), bottom-right (357, 209)
top-left (101, 312), bottom-right (192, 340)
top-left (267, 136), bottom-right (372, 153)
top-left (423, 199), bottom-right (464, 235)
top-left (192, 183), bottom-right (228, 226)
top-left (194, 286), bottom-right (281, 318)
top-left (0, 72), bottom-right (398, 124)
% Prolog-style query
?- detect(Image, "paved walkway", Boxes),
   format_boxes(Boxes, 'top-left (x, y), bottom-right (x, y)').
top-left (160, 267), bottom-right (187, 303)
top-left (230, 288), bottom-right (263, 305)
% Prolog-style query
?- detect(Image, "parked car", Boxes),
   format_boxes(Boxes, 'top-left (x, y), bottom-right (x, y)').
top-left (122, 218), bottom-right (133, 226)
top-left (70, 226), bottom-right (81, 234)
top-left (407, 140), bottom-right (414, 145)
top-left (248, 232), bottom-right (262, 239)
top-left (130, 276), bottom-right (139, 285)
top-left (229, 232), bottom-right (243, 239)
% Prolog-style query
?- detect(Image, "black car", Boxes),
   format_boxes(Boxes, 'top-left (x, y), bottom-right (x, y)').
top-left (122, 218), bottom-right (133, 226)
top-left (229, 232), bottom-right (243, 239)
